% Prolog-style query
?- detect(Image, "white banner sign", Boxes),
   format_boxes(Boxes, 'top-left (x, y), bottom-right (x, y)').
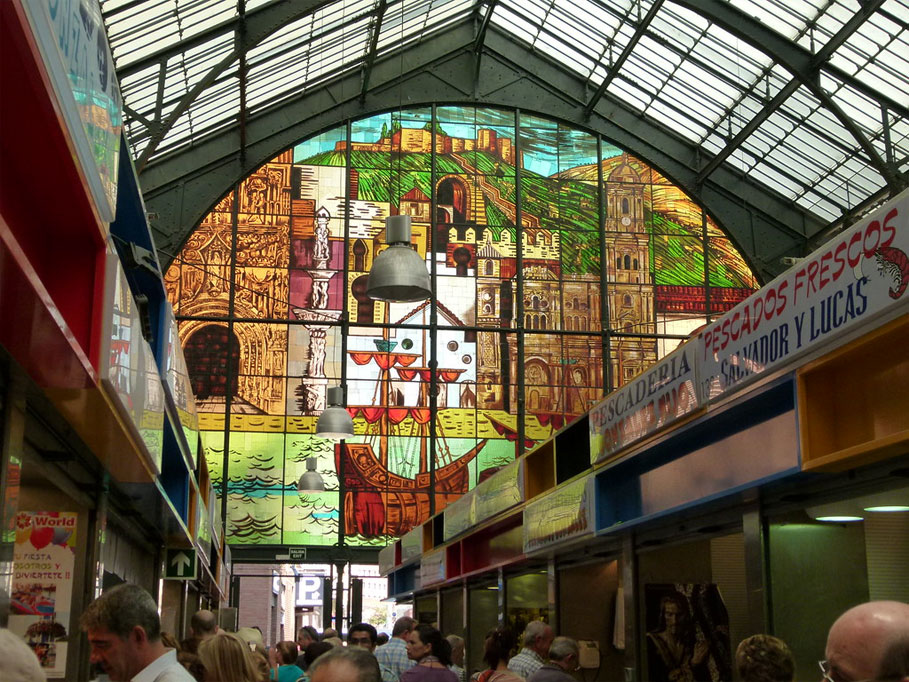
top-left (10, 512), bottom-right (78, 678)
top-left (699, 189), bottom-right (909, 402)
top-left (589, 343), bottom-right (699, 464)
top-left (523, 475), bottom-right (594, 554)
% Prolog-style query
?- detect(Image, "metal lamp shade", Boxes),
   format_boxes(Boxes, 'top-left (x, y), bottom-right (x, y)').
top-left (297, 458), bottom-right (325, 493)
top-left (315, 386), bottom-right (354, 439)
top-left (366, 215), bottom-right (431, 302)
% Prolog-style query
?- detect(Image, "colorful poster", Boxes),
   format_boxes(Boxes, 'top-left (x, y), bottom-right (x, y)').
top-left (644, 584), bottom-right (731, 682)
top-left (9, 511), bottom-right (78, 678)
top-left (699, 188), bottom-right (909, 402)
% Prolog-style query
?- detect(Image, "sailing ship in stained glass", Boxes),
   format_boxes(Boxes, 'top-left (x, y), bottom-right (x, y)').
top-left (165, 106), bottom-right (759, 546)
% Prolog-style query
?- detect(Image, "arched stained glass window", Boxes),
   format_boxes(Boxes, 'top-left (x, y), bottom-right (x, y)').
top-left (164, 107), bottom-right (758, 548)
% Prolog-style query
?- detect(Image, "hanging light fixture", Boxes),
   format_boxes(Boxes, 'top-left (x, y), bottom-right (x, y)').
top-left (366, 215), bottom-right (431, 302)
top-left (315, 385), bottom-right (354, 439)
top-left (297, 458), bottom-right (325, 493)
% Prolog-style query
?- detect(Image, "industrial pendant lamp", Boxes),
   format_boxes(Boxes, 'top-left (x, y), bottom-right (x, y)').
top-left (366, 215), bottom-right (431, 302)
top-left (297, 458), bottom-right (325, 493)
top-left (315, 386), bottom-right (354, 439)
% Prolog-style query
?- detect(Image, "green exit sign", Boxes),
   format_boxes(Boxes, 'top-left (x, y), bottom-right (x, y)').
top-left (165, 548), bottom-right (197, 580)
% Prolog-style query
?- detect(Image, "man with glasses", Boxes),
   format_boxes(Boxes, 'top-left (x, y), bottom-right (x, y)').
top-left (349, 622), bottom-right (400, 682)
top-left (821, 600), bottom-right (909, 682)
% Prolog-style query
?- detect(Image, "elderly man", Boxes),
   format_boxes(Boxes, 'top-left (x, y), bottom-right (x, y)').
top-left (528, 637), bottom-right (580, 682)
top-left (80, 583), bottom-right (195, 682)
top-left (349, 622), bottom-right (399, 682)
top-left (446, 634), bottom-right (466, 682)
top-left (295, 625), bottom-right (320, 669)
top-left (823, 600), bottom-right (909, 682)
top-left (376, 616), bottom-right (417, 678)
top-left (179, 609), bottom-right (218, 654)
top-left (310, 646), bottom-right (382, 682)
top-left (508, 620), bottom-right (555, 679)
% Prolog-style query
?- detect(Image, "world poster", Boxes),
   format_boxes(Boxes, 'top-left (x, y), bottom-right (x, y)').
top-left (9, 511), bottom-right (78, 678)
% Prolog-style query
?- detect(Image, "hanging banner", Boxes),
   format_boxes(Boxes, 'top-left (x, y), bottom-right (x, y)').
top-left (589, 343), bottom-right (699, 464)
top-left (475, 459), bottom-right (524, 523)
top-left (523, 475), bottom-right (594, 554)
top-left (9, 511), bottom-right (78, 678)
top-left (699, 189), bottom-right (909, 402)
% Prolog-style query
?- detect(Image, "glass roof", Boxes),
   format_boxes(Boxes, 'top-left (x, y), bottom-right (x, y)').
top-left (101, 0), bottom-right (908, 224)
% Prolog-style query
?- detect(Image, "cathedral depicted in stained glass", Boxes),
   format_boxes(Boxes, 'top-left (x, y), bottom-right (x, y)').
top-left (165, 107), bottom-right (757, 545)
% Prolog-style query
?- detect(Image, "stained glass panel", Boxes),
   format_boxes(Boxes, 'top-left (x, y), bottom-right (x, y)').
top-left (165, 105), bottom-right (759, 547)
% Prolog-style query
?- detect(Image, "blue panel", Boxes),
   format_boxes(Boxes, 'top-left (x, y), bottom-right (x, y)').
top-left (160, 411), bottom-right (191, 522)
top-left (110, 133), bottom-right (168, 354)
top-left (595, 377), bottom-right (800, 533)
top-left (391, 565), bottom-right (417, 596)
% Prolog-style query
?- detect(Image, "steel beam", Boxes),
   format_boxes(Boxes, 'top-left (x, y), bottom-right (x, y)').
top-left (583, 0), bottom-right (665, 118)
top-left (140, 23), bottom-right (822, 283)
top-left (689, 0), bottom-right (903, 191)
top-left (359, 0), bottom-right (388, 102)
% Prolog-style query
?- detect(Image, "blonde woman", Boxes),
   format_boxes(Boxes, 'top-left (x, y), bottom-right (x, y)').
top-left (198, 631), bottom-right (263, 682)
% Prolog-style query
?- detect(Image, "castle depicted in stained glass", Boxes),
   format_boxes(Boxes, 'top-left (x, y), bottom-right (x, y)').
top-left (165, 110), bottom-right (757, 543)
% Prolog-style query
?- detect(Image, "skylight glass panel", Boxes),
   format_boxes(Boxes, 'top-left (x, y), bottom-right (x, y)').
top-left (491, 5), bottom-right (538, 45)
top-left (823, 77), bottom-right (883, 135)
top-left (749, 160), bottom-right (802, 200)
top-left (103, 0), bottom-right (236, 68)
top-left (725, 0), bottom-right (820, 39)
top-left (516, 0), bottom-right (550, 26)
top-left (796, 193), bottom-right (840, 222)
top-left (830, 5), bottom-right (909, 106)
top-left (654, 3), bottom-right (709, 51)
top-left (645, 99), bottom-right (707, 141)
top-left (690, 27), bottom-right (771, 90)
top-left (248, 14), bottom-right (314, 64)
top-left (606, 76), bottom-right (651, 112)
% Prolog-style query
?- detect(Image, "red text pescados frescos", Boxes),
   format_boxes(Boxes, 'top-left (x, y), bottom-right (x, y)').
top-left (702, 206), bottom-right (898, 361)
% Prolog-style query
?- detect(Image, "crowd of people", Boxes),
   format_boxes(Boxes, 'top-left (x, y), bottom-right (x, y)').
top-left (1, 586), bottom-right (907, 681)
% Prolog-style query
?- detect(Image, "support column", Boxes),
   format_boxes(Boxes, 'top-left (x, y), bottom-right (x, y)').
top-left (743, 500), bottom-right (768, 634)
top-left (621, 533), bottom-right (638, 682)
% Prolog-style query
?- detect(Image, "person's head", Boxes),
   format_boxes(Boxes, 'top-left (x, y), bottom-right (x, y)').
top-left (447, 634), bottom-right (465, 666)
top-left (377, 633), bottom-right (390, 646)
top-left (659, 594), bottom-right (689, 636)
top-left (309, 646), bottom-right (382, 682)
top-left (548, 637), bottom-right (580, 672)
top-left (191, 610), bottom-right (219, 639)
top-left (825, 601), bottom-right (909, 682)
top-left (391, 616), bottom-right (417, 640)
top-left (197, 632), bottom-right (261, 682)
top-left (484, 626), bottom-right (517, 669)
top-left (349, 623), bottom-right (379, 652)
top-left (160, 631), bottom-right (181, 651)
top-left (0, 628), bottom-right (46, 682)
top-left (735, 635), bottom-right (795, 682)
top-left (305, 641), bottom-right (335, 667)
top-left (523, 620), bottom-right (554, 658)
top-left (236, 626), bottom-right (266, 654)
top-left (407, 624), bottom-right (452, 666)
top-left (80, 583), bottom-right (165, 681)
top-left (276, 640), bottom-right (298, 665)
top-left (322, 628), bottom-right (339, 639)
top-left (875, 633), bottom-right (909, 682)
top-left (297, 625), bottom-right (320, 649)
